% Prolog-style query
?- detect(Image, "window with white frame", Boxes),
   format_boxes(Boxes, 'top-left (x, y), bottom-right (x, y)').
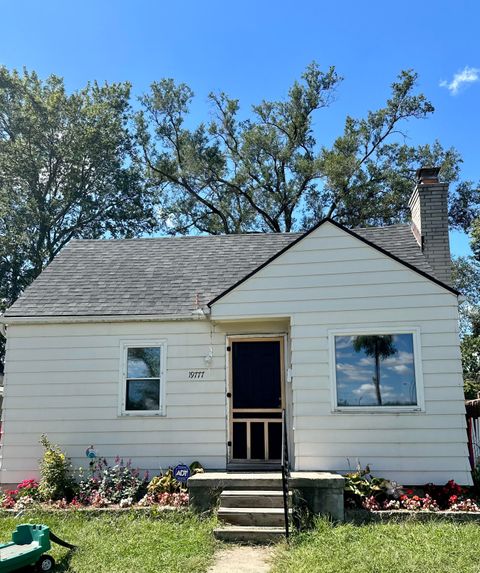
top-left (331, 331), bottom-right (422, 410)
top-left (120, 342), bottom-right (166, 415)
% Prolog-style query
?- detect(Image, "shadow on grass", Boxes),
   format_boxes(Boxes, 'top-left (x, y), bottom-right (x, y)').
top-left (52, 548), bottom-right (76, 572)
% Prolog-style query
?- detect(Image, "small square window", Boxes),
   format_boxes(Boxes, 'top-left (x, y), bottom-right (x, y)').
top-left (332, 332), bottom-right (421, 410)
top-left (120, 342), bottom-right (165, 415)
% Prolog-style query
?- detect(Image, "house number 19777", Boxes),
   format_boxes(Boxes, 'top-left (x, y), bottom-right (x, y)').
top-left (188, 371), bottom-right (205, 379)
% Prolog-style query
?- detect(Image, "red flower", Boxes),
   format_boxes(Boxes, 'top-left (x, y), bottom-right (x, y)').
top-left (448, 495), bottom-right (458, 505)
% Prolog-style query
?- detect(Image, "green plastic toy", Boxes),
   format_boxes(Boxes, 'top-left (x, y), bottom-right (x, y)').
top-left (0, 524), bottom-right (75, 572)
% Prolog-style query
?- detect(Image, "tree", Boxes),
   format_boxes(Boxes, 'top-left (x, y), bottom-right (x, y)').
top-left (452, 256), bottom-right (480, 336)
top-left (0, 67), bottom-right (158, 312)
top-left (352, 335), bottom-right (397, 406)
top-left (472, 217), bottom-right (480, 260)
top-left (136, 64), bottom-right (480, 235)
top-left (462, 335), bottom-right (480, 400)
top-left (457, 218), bottom-right (480, 398)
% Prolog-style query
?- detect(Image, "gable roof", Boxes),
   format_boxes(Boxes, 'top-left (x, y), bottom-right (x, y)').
top-left (4, 218), bottom-right (458, 319)
top-left (209, 218), bottom-right (459, 306)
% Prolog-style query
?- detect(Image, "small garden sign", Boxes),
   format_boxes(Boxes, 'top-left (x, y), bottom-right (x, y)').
top-left (173, 464), bottom-right (190, 483)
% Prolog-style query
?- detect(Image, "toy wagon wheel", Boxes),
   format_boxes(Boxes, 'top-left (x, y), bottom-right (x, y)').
top-left (36, 554), bottom-right (55, 571)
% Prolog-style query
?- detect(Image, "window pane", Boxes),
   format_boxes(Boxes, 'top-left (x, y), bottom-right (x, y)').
top-left (335, 334), bottom-right (417, 407)
top-left (127, 347), bottom-right (160, 378)
top-left (126, 379), bottom-right (160, 411)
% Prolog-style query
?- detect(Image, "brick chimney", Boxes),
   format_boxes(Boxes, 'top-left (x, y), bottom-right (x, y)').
top-left (408, 167), bottom-right (452, 285)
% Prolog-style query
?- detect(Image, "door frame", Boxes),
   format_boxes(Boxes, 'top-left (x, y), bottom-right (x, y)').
top-left (226, 334), bottom-right (287, 464)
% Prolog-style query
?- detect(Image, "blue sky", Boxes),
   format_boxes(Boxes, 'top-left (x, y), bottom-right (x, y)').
top-left (1, 0), bottom-right (478, 256)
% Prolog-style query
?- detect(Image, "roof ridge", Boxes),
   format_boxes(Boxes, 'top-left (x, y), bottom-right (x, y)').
top-left (70, 232), bottom-right (302, 243)
top-left (355, 223), bottom-right (411, 230)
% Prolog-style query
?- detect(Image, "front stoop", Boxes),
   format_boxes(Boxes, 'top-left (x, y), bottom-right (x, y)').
top-left (189, 471), bottom-right (345, 522)
top-left (214, 489), bottom-right (290, 543)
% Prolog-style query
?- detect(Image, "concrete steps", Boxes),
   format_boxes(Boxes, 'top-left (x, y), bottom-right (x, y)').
top-left (220, 490), bottom-right (287, 508)
top-left (214, 525), bottom-right (286, 544)
top-left (218, 506), bottom-right (289, 527)
top-left (214, 489), bottom-right (290, 543)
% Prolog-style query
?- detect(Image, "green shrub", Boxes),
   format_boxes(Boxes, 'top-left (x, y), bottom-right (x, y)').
top-left (344, 464), bottom-right (401, 506)
top-left (147, 469), bottom-right (185, 495)
top-left (38, 434), bottom-right (76, 501)
top-left (77, 457), bottom-right (147, 506)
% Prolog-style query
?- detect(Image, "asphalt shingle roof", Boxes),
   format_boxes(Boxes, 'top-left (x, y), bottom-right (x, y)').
top-left (5, 223), bottom-right (441, 318)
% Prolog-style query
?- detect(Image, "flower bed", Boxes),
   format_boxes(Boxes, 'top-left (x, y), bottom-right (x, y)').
top-left (345, 464), bottom-right (480, 514)
top-left (346, 509), bottom-right (480, 524)
top-left (0, 435), bottom-right (200, 512)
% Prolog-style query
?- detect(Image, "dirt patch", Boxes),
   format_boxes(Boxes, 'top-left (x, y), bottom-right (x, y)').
top-left (208, 546), bottom-right (274, 573)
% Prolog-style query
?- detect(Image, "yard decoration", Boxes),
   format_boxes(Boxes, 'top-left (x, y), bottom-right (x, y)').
top-left (0, 524), bottom-right (75, 572)
top-left (173, 464), bottom-right (190, 483)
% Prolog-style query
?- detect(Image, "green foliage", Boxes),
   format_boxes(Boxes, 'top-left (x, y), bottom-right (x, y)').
top-left (452, 254), bottom-right (480, 397)
top-left (472, 217), bottom-right (480, 260)
top-left (77, 457), bottom-right (146, 506)
top-left (344, 464), bottom-right (399, 502)
top-left (38, 434), bottom-right (76, 501)
top-left (453, 257), bottom-right (480, 336)
top-left (136, 63), bottom-right (341, 234)
top-left (137, 64), bottom-right (479, 236)
top-left (147, 468), bottom-right (185, 495)
top-left (462, 335), bottom-right (480, 399)
top-left (271, 519), bottom-right (480, 573)
top-left (0, 66), bottom-right (159, 318)
top-left (0, 511), bottom-right (216, 572)
top-left (146, 462), bottom-right (203, 497)
top-left (189, 460), bottom-right (205, 475)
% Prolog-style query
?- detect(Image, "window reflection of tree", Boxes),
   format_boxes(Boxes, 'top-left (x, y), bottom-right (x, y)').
top-left (127, 380), bottom-right (159, 410)
top-left (352, 335), bottom-right (398, 406)
top-left (128, 347), bottom-right (160, 377)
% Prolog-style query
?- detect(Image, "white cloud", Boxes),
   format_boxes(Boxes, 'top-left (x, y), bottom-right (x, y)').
top-left (336, 363), bottom-right (372, 382)
top-left (440, 66), bottom-right (480, 95)
top-left (352, 383), bottom-right (376, 397)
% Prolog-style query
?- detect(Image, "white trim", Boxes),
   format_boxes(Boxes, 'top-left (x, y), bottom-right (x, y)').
top-left (0, 313), bottom-right (207, 326)
top-left (225, 333), bottom-right (289, 465)
top-left (328, 327), bottom-right (425, 414)
top-left (211, 314), bottom-right (291, 323)
top-left (118, 339), bottom-right (167, 417)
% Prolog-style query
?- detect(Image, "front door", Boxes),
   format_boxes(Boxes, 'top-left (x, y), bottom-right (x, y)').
top-left (228, 337), bottom-right (284, 464)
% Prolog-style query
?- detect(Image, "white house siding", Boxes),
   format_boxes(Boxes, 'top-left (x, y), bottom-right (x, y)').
top-left (1, 319), bottom-right (286, 485)
top-left (211, 221), bottom-right (471, 485)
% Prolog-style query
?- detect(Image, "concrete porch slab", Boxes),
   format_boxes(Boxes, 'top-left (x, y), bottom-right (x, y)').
top-left (189, 471), bottom-right (343, 488)
top-left (188, 471), bottom-right (345, 521)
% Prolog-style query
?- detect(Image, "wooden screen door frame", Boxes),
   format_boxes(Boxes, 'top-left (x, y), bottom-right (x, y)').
top-left (227, 334), bottom-right (286, 463)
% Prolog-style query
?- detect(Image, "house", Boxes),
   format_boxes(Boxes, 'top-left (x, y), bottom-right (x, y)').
top-left (0, 168), bottom-right (472, 487)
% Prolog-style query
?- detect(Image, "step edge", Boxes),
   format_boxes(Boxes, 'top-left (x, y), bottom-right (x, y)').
top-left (218, 507), bottom-right (291, 513)
top-left (214, 526), bottom-right (286, 532)
top-left (220, 490), bottom-right (287, 496)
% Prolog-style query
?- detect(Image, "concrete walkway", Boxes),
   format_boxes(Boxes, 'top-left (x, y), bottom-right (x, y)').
top-left (207, 546), bottom-right (274, 573)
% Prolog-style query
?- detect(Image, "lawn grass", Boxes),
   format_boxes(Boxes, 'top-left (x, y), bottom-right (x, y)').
top-left (0, 510), bottom-right (217, 572)
top-left (272, 518), bottom-right (480, 573)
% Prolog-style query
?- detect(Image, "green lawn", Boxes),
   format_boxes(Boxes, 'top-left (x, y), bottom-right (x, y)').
top-left (272, 518), bottom-right (480, 573)
top-left (0, 510), bottom-right (217, 573)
